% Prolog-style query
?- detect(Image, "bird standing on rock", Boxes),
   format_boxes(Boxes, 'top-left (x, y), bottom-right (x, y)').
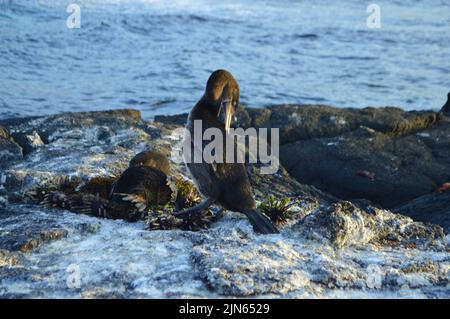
top-left (174, 70), bottom-right (279, 234)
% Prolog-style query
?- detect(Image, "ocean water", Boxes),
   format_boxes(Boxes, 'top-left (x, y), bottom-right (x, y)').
top-left (0, 0), bottom-right (449, 120)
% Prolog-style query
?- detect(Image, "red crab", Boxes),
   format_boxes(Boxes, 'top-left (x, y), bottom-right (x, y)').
top-left (437, 182), bottom-right (450, 193)
top-left (356, 170), bottom-right (375, 181)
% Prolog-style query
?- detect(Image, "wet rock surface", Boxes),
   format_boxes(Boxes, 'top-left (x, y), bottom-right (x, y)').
top-left (293, 201), bottom-right (445, 250)
top-left (0, 206), bottom-right (69, 253)
top-left (0, 107), bottom-right (449, 298)
top-left (395, 191), bottom-right (450, 233)
top-left (191, 214), bottom-right (448, 297)
top-left (259, 105), bottom-right (449, 208)
top-left (1, 202), bottom-right (448, 298)
top-left (0, 125), bottom-right (22, 169)
top-left (280, 122), bottom-right (450, 208)
top-left (236, 104), bottom-right (442, 143)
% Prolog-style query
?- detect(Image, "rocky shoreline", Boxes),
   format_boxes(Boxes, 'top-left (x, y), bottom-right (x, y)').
top-left (0, 105), bottom-right (449, 298)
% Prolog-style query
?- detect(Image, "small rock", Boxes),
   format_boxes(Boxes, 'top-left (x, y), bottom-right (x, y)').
top-left (0, 133), bottom-right (23, 168)
top-left (293, 201), bottom-right (446, 249)
top-left (76, 222), bottom-right (101, 235)
top-left (0, 249), bottom-right (22, 267)
top-left (395, 191), bottom-right (450, 233)
top-left (0, 126), bottom-right (10, 139)
top-left (11, 130), bottom-right (45, 155)
top-left (0, 229), bottom-right (68, 253)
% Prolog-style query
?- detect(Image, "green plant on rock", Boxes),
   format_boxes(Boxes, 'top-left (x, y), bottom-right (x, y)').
top-left (146, 205), bottom-right (180, 230)
top-left (258, 195), bottom-right (297, 225)
top-left (174, 179), bottom-right (201, 210)
top-left (177, 209), bottom-right (215, 232)
top-left (146, 203), bottom-right (214, 232)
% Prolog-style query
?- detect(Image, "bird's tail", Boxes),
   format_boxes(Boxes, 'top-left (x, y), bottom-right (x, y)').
top-left (244, 209), bottom-right (279, 234)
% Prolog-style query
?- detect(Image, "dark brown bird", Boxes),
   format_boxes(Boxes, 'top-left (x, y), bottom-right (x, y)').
top-left (106, 151), bottom-right (176, 221)
top-left (174, 70), bottom-right (279, 234)
top-left (441, 92), bottom-right (450, 113)
top-left (129, 150), bottom-right (171, 174)
top-left (35, 151), bottom-right (177, 222)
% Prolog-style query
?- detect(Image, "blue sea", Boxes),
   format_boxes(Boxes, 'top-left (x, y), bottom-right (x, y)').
top-left (0, 0), bottom-right (449, 120)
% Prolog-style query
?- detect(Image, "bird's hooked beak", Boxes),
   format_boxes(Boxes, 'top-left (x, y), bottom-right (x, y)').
top-left (218, 84), bottom-right (233, 133)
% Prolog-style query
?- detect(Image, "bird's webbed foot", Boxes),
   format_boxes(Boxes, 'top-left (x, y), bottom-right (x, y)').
top-left (172, 197), bottom-right (216, 218)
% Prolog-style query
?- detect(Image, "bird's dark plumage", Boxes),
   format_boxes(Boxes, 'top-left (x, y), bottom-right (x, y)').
top-left (182, 70), bottom-right (279, 234)
top-left (110, 166), bottom-right (173, 206)
top-left (441, 92), bottom-right (450, 113)
top-left (107, 152), bottom-right (176, 221)
top-left (31, 151), bottom-right (177, 222)
top-left (129, 150), bottom-right (171, 174)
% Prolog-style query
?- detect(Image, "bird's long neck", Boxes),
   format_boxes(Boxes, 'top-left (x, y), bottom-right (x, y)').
top-left (190, 99), bottom-right (225, 132)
